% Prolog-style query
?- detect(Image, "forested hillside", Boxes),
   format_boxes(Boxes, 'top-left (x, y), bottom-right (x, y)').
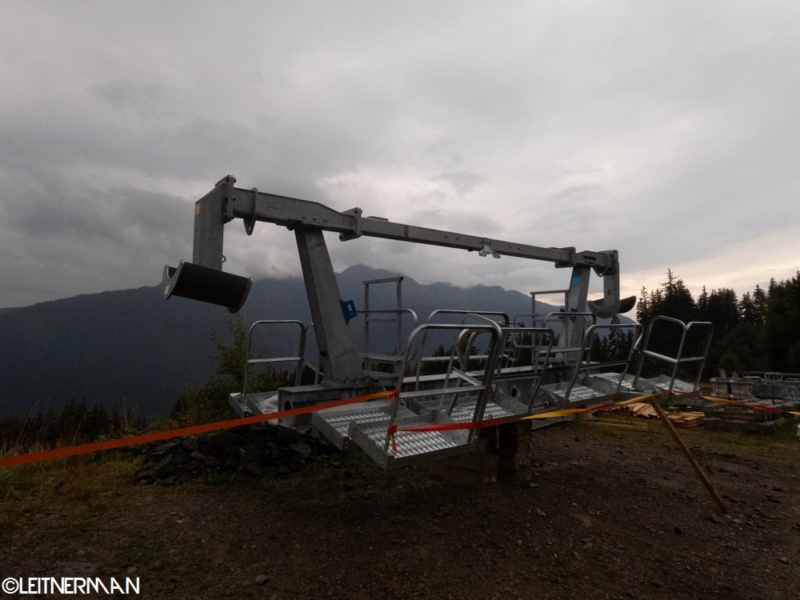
top-left (0, 265), bottom-right (557, 419)
top-left (637, 270), bottom-right (800, 377)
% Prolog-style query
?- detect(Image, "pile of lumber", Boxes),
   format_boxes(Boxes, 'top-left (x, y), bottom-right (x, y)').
top-left (626, 403), bottom-right (704, 428)
top-left (589, 403), bottom-right (704, 429)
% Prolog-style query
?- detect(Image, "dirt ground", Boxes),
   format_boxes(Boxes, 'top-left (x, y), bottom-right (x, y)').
top-left (2, 419), bottom-right (799, 599)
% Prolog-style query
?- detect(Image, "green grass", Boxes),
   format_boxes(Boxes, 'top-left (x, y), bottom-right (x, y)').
top-left (699, 418), bottom-right (799, 455)
top-left (573, 410), bottom-right (799, 460)
top-left (0, 452), bottom-right (142, 524)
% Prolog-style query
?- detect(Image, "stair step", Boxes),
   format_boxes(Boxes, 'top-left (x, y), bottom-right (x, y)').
top-left (540, 382), bottom-right (609, 405)
top-left (645, 375), bottom-right (697, 393)
top-left (443, 396), bottom-right (529, 422)
top-left (588, 372), bottom-right (640, 393)
top-left (312, 401), bottom-right (414, 449)
top-left (349, 415), bottom-right (472, 469)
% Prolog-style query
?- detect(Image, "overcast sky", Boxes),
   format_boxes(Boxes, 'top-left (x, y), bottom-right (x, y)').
top-left (2, 1), bottom-right (798, 311)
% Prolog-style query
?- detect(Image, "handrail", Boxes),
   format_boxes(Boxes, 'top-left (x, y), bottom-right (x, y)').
top-left (242, 320), bottom-right (320, 398)
top-left (360, 307), bottom-right (419, 321)
top-left (359, 307), bottom-right (419, 377)
top-left (362, 276), bottom-right (414, 376)
top-left (562, 322), bottom-right (642, 401)
top-left (540, 311), bottom-right (596, 361)
top-left (497, 325), bottom-right (555, 408)
top-left (383, 319), bottom-right (504, 454)
top-left (496, 322), bottom-right (555, 368)
top-left (426, 309), bottom-right (510, 326)
top-left (541, 310), bottom-right (597, 325)
top-left (632, 316), bottom-right (713, 393)
top-left (530, 289), bottom-right (568, 324)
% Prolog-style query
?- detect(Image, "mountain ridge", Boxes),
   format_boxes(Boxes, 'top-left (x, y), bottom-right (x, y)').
top-left (0, 265), bottom-right (624, 419)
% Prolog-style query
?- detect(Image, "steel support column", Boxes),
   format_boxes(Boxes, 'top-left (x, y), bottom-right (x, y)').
top-left (295, 227), bottom-right (365, 384)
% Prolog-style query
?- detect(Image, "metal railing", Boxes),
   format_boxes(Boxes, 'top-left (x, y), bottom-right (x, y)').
top-left (241, 320), bottom-right (321, 399)
top-left (560, 322), bottom-right (642, 401)
top-left (383, 318), bottom-right (505, 453)
top-left (632, 316), bottom-right (713, 394)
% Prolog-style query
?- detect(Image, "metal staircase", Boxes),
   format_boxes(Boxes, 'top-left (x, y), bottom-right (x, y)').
top-left (314, 314), bottom-right (557, 468)
top-left (538, 315), bottom-right (714, 408)
top-left (631, 316), bottom-right (714, 405)
top-left (539, 321), bottom-right (642, 406)
top-left (228, 306), bottom-right (713, 469)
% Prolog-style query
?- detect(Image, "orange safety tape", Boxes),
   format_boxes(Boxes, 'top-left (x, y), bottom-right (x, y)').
top-left (0, 389), bottom-right (399, 469)
top-left (384, 388), bottom-right (798, 453)
top-left (394, 414), bottom-right (520, 434)
top-left (384, 399), bottom-right (633, 453)
top-left (389, 395), bottom-right (661, 437)
top-left (387, 423), bottom-right (398, 454)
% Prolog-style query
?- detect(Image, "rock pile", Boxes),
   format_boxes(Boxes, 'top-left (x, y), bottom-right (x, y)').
top-left (136, 424), bottom-right (334, 484)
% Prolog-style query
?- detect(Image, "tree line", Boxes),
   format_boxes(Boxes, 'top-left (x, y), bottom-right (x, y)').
top-left (636, 269), bottom-right (800, 377)
top-left (0, 400), bottom-right (145, 453)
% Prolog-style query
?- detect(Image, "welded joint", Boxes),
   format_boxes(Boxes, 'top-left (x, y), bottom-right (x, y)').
top-left (554, 247), bottom-right (576, 269)
top-left (478, 240), bottom-right (500, 258)
top-left (339, 207), bottom-right (363, 241)
top-left (592, 250), bottom-right (619, 277)
top-left (216, 174), bottom-right (237, 223)
top-left (244, 187), bottom-right (258, 235)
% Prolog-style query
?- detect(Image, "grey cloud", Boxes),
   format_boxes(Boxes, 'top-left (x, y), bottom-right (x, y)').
top-left (0, 167), bottom-right (193, 306)
top-left (1, 1), bottom-right (799, 307)
top-left (89, 81), bottom-right (179, 120)
top-left (402, 208), bottom-right (503, 238)
top-left (432, 170), bottom-right (481, 196)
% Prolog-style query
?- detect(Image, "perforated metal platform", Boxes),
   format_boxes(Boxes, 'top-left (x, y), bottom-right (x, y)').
top-left (646, 375), bottom-right (697, 393)
top-left (349, 415), bottom-right (472, 468)
top-left (588, 372), bottom-right (641, 394)
top-left (540, 382), bottom-right (610, 405)
top-left (444, 395), bottom-right (529, 422)
top-left (311, 401), bottom-right (414, 449)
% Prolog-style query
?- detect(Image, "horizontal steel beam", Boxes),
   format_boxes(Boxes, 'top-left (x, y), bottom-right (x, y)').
top-left (214, 176), bottom-right (617, 274)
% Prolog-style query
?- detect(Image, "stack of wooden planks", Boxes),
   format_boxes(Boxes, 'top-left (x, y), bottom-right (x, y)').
top-left (588, 404), bottom-right (704, 429)
top-left (626, 403), bottom-right (704, 428)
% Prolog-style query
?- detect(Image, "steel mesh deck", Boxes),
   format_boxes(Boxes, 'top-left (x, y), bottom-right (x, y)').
top-left (540, 382), bottom-right (606, 404)
top-left (447, 401), bottom-right (522, 422)
top-left (350, 416), bottom-right (470, 468)
top-left (312, 401), bottom-right (413, 449)
top-left (589, 372), bottom-right (639, 393)
top-left (646, 375), bottom-right (697, 393)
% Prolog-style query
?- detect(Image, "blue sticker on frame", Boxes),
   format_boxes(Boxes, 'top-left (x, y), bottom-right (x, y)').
top-left (340, 299), bottom-right (358, 324)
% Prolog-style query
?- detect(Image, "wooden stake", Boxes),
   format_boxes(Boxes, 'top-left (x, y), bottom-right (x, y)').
top-left (649, 395), bottom-right (728, 514)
